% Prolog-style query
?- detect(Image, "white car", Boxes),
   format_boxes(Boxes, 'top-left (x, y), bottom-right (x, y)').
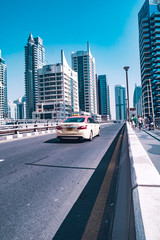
top-left (56, 116), bottom-right (100, 141)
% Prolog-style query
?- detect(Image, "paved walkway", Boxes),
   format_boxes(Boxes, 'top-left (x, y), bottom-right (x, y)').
top-left (133, 127), bottom-right (160, 174)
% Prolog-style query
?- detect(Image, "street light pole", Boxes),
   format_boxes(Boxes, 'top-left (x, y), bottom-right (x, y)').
top-left (124, 66), bottom-right (130, 122)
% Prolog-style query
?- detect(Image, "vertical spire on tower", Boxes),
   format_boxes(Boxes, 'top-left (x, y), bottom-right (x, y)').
top-left (87, 41), bottom-right (90, 54)
top-left (28, 32), bottom-right (34, 44)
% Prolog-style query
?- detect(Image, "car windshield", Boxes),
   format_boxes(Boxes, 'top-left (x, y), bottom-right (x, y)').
top-left (63, 117), bottom-right (85, 123)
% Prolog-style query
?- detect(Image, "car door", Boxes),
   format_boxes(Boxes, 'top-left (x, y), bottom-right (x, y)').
top-left (89, 117), bottom-right (96, 136)
top-left (87, 117), bottom-right (93, 137)
top-left (91, 118), bottom-right (98, 136)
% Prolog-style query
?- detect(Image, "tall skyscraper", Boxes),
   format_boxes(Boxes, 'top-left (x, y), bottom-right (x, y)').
top-left (97, 75), bottom-right (111, 120)
top-left (71, 42), bottom-right (97, 116)
top-left (24, 33), bottom-right (45, 119)
top-left (133, 84), bottom-right (142, 117)
top-left (0, 50), bottom-right (7, 119)
top-left (33, 50), bottom-right (79, 121)
top-left (138, 0), bottom-right (160, 118)
top-left (115, 85), bottom-right (126, 120)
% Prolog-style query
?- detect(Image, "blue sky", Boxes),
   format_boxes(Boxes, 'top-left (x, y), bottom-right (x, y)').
top-left (1, 0), bottom-right (145, 119)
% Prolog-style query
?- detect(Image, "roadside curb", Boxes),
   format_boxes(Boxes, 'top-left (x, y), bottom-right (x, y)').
top-left (0, 129), bottom-right (56, 143)
top-left (127, 123), bottom-right (160, 239)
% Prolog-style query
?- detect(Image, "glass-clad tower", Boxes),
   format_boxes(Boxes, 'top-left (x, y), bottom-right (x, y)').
top-left (138, 0), bottom-right (160, 118)
top-left (133, 84), bottom-right (142, 117)
top-left (24, 33), bottom-right (45, 119)
top-left (71, 42), bottom-right (97, 115)
top-left (98, 75), bottom-right (111, 119)
top-left (0, 50), bottom-right (7, 119)
top-left (115, 85), bottom-right (126, 121)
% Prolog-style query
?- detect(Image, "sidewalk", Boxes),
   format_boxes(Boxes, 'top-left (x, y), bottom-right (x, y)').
top-left (142, 127), bottom-right (160, 141)
top-left (126, 123), bottom-right (160, 240)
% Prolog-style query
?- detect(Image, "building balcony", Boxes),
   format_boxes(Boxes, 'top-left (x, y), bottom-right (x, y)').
top-left (152, 29), bottom-right (160, 35)
top-left (152, 46), bottom-right (160, 52)
top-left (142, 72), bottom-right (151, 78)
top-left (140, 39), bottom-right (150, 48)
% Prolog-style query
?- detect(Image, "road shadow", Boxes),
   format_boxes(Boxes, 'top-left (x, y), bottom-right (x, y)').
top-left (147, 144), bottom-right (160, 155)
top-left (52, 127), bottom-right (123, 240)
top-left (44, 138), bottom-right (85, 144)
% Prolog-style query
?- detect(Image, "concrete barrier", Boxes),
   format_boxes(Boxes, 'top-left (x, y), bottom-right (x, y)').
top-left (0, 129), bottom-right (56, 142)
top-left (127, 123), bottom-right (160, 240)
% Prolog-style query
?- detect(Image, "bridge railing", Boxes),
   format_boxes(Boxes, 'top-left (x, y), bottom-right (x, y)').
top-left (0, 122), bottom-right (57, 135)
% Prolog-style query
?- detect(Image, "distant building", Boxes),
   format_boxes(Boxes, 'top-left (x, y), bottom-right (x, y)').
top-left (0, 50), bottom-right (8, 119)
top-left (107, 85), bottom-right (111, 119)
top-left (138, 0), bottom-right (160, 117)
top-left (133, 84), bottom-right (142, 117)
top-left (115, 85), bottom-right (126, 120)
top-left (8, 100), bottom-right (17, 120)
top-left (14, 96), bottom-right (26, 119)
top-left (97, 75), bottom-right (111, 120)
top-left (71, 42), bottom-right (97, 116)
top-left (32, 50), bottom-right (79, 121)
top-left (24, 33), bottom-right (45, 119)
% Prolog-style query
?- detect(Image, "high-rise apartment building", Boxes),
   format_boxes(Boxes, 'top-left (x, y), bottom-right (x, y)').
top-left (24, 33), bottom-right (45, 119)
top-left (14, 96), bottom-right (26, 119)
top-left (97, 75), bottom-right (111, 120)
top-left (8, 100), bottom-right (17, 120)
top-left (133, 84), bottom-right (142, 117)
top-left (115, 85), bottom-right (126, 120)
top-left (33, 50), bottom-right (79, 121)
top-left (0, 50), bottom-right (7, 119)
top-left (138, 0), bottom-right (160, 118)
top-left (71, 42), bottom-right (97, 116)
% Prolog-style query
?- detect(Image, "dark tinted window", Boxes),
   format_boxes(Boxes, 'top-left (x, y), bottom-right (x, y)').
top-left (64, 117), bottom-right (85, 123)
top-left (88, 118), bottom-right (96, 123)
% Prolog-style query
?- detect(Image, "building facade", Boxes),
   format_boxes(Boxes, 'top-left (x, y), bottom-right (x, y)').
top-left (33, 50), bottom-right (79, 121)
top-left (14, 96), bottom-right (26, 119)
top-left (71, 42), bottom-right (97, 116)
top-left (115, 85), bottom-right (126, 120)
top-left (97, 75), bottom-right (111, 120)
top-left (8, 100), bottom-right (17, 120)
top-left (0, 50), bottom-right (7, 119)
top-left (133, 84), bottom-right (142, 117)
top-left (138, 0), bottom-right (160, 118)
top-left (24, 33), bottom-right (45, 119)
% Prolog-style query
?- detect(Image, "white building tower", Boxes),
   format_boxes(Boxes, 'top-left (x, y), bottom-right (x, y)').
top-left (33, 50), bottom-right (79, 121)
top-left (71, 42), bottom-right (97, 116)
top-left (0, 50), bottom-right (7, 120)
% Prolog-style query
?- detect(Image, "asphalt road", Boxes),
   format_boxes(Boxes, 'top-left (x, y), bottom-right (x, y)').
top-left (0, 123), bottom-right (123, 240)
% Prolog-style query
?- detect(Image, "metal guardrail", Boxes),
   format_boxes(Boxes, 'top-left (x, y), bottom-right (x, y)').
top-left (0, 123), bottom-right (57, 135)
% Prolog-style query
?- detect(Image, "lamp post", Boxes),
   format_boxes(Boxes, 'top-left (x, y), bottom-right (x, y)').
top-left (124, 66), bottom-right (130, 122)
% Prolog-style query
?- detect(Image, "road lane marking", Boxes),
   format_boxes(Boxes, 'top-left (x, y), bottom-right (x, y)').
top-left (81, 130), bottom-right (123, 240)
